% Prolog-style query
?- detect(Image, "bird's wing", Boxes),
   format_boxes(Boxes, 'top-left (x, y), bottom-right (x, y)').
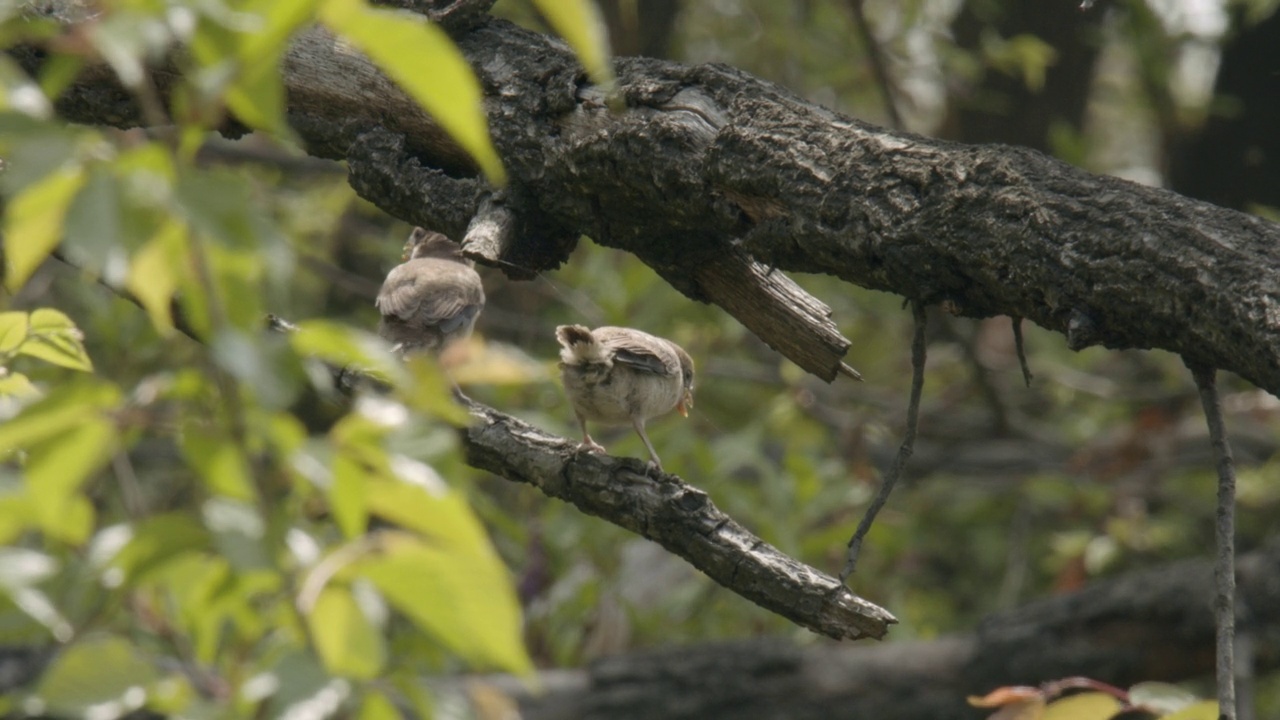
top-left (596, 328), bottom-right (680, 376)
top-left (375, 260), bottom-right (484, 330)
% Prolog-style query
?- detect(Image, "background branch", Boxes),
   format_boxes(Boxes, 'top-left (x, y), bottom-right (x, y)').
top-left (486, 538), bottom-right (1280, 720)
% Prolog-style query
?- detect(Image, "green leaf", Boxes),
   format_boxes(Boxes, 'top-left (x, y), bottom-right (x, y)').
top-left (209, 245), bottom-right (268, 330)
top-left (530, 0), bottom-right (616, 92)
top-left (7, 586), bottom-right (73, 641)
top-left (109, 513), bottom-right (212, 585)
top-left (331, 454), bottom-right (369, 539)
top-left (62, 164), bottom-right (124, 281)
top-left (3, 164), bottom-right (86, 290)
top-left (402, 355), bottom-right (471, 424)
top-left (229, 0), bottom-right (321, 135)
top-left (357, 531), bottom-right (531, 674)
top-left (263, 653), bottom-right (345, 719)
top-left (174, 166), bottom-right (261, 251)
top-left (238, 0), bottom-right (322, 64)
top-left (113, 140), bottom-right (176, 184)
top-left (359, 689), bottom-right (402, 720)
top-left (0, 486), bottom-right (34, 544)
top-left (0, 371), bottom-right (40, 405)
top-left (87, 11), bottom-right (175, 90)
top-left (0, 380), bottom-right (120, 454)
top-left (0, 117), bottom-right (81, 189)
top-left (29, 305), bottom-right (84, 334)
top-left (25, 417), bottom-right (116, 543)
top-left (307, 585), bottom-right (386, 679)
top-left (19, 308), bottom-right (93, 372)
top-left (126, 222), bottom-right (186, 336)
top-left (180, 427), bottom-right (257, 501)
top-left (365, 472), bottom-right (488, 550)
top-left (0, 311), bottom-right (27, 353)
top-left (1042, 691), bottom-right (1121, 719)
top-left (289, 319), bottom-right (403, 383)
top-left (224, 53), bottom-right (288, 135)
top-left (319, 0), bottom-right (506, 185)
top-left (202, 498), bottom-right (271, 571)
top-left (36, 634), bottom-right (159, 716)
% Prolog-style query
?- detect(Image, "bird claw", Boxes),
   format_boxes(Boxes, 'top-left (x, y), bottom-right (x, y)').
top-left (576, 439), bottom-right (607, 455)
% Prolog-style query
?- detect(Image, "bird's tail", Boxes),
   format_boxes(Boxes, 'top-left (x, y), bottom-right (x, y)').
top-left (556, 325), bottom-right (607, 365)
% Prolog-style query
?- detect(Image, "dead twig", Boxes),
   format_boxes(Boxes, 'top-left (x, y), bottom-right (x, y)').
top-left (840, 300), bottom-right (926, 580)
top-left (1188, 362), bottom-right (1237, 720)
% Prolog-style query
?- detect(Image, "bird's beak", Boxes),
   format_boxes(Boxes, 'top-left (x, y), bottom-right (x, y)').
top-left (677, 389), bottom-right (693, 417)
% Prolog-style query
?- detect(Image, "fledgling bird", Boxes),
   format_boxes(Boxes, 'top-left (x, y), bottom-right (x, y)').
top-left (376, 227), bottom-right (485, 355)
top-left (556, 324), bottom-right (695, 471)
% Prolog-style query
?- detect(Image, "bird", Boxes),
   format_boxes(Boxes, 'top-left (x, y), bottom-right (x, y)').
top-left (556, 324), bottom-right (694, 472)
top-left (375, 227), bottom-right (485, 356)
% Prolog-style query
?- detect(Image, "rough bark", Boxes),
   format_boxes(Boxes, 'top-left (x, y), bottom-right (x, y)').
top-left (14, 6), bottom-right (1280, 394)
top-left (482, 539), bottom-right (1280, 720)
top-left (461, 398), bottom-right (895, 641)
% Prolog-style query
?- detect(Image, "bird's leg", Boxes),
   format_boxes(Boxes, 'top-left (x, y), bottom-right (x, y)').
top-left (631, 419), bottom-right (663, 472)
top-left (575, 414), bottom-right (607, 454)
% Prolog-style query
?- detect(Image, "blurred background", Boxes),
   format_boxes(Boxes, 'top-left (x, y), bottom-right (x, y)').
top-left (4, 0), bottom-right (1279, 716)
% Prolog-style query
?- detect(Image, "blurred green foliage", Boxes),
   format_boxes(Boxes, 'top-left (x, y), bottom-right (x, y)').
top-left (0, 1), bottom-right (528, 717)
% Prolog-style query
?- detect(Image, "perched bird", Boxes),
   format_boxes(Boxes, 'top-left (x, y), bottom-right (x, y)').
top-left (376, 227), bottom-right (485, 355)
top-left (556, 324), bottom-right (694, 471)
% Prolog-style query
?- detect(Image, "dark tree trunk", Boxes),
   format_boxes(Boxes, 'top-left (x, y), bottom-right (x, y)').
top-left (599, 0), bottom-right (682, 59)
top-left (943, 0), bottom-right (1105, 152)
top-left (1168, 7), bottom-right (1280, 211)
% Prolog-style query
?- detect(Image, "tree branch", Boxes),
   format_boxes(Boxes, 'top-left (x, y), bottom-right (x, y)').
top-left (20, 9), bottom-right (1280, 393)
top-left (841, 300), bottom-right (925, 579)
top-left (1189, 363), bottom-right (1239, 720)
top-left (459, 397), bottom-right (896, 641)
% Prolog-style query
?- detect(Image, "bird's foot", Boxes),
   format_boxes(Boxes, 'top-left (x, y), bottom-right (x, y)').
top-left (576, 438), bottom-right (607, 455)
top-left (644, 459), bottom-right (664, 475)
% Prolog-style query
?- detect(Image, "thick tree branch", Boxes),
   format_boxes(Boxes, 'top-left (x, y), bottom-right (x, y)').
top-left (23, 9), bottom-right (1280, 392)
top-left (459, 397), bottom-right (896, 641)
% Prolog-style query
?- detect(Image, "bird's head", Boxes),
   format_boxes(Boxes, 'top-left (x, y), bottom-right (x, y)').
top-left (403, 227), bottom-right (468, 263)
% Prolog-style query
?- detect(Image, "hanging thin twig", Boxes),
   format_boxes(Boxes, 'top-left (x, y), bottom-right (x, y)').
top-left (843, 0), bottom-right (904, 130)
top-left (1188, 362), bottom-right (1237, 720)
top-left (51, 250), bottom-right (203, 342)
top-left (1012, 316), bottom-right (1033, 387)
top-left (840, 300), bottom-right (926, 581)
